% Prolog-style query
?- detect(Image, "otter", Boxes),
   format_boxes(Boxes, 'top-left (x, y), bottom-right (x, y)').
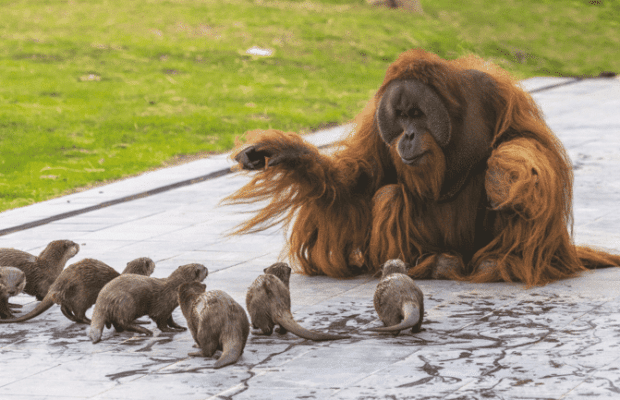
top-left (246, 262), bottom-right (350, 341)
top-left (0, 240), bottom-right (80, 300)
top-left (369, 259), bottom-right (424, 335)
top-left (121, 257), bottom-right (156, 275)
top-left (178, 281), bottom-right (250, 369)
top-left (89, 263), bottom-right (208, 343)
top-left (0, 267), bottom-right (26, 319)
top-left (0, 257), bottom-right (156, 324)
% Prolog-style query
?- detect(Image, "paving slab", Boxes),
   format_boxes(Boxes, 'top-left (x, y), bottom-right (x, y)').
top-left (1, 77), bottom-right (620, 400)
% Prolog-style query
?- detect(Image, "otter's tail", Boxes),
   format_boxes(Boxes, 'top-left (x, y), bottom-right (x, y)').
top-left (88, 306), bottom-right (106, 344)
top-left (214, 340), bottom-right (245, 369)
top-left (368, 302), bottom-right (421, 335)
top-left (576, 246), bottom-right (620, 270)
top-left (0, 296), bottom-right (55, 323)
top-left (277, 312), bottom-right (350, 341)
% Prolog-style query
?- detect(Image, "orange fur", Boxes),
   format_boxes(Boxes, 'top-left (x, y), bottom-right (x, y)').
top-left (224, 49), bottom-right (620, 286)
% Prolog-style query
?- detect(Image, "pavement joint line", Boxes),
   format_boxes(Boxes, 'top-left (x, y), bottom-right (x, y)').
top-left (330, 350), bottom-right (421, 397)
top-left (448, 378), bottom-right (489, 398)
top-left (558, 359), bottom-right (620, 400)
top-left (567, 298), bottom-right (611, 326)
top-left (205, 251), bottom-right (275, 273)
top-left (158, 358), bottom-right (195, 372)
top-left (448, 377), bottom-right (482, 398)
top-left (152, 254), bottom-right (185, 264)
top-left (559, 382), bottom-right (586, 400)
top-left (0, 143), bottom-right (335, 237)
top-left (0, 168), bottom-right (228, 237)
top-left (305, 275), bottom-right (376, 308)
top-left (149, 358), bottom-right (189, 375)
top-left (90, 385), bottom-right (123, 400)
top-left (0, 77), bottom-right (583, 238)
top-left (0, 338), bottom-right (29, 350)
top-left (0, 362), bottom-right (64, 389)
top-left (528, 77), bottom-right (582, 93)
top-left (207, 382), bottom-right (246, 400)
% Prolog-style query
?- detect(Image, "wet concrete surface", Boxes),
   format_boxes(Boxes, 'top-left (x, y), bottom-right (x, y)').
top-left (1, 77), bottom-right (619, 399)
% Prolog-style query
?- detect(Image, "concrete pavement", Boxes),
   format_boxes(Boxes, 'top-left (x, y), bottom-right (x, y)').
top-left (0, 76), bottom-right (619, 399)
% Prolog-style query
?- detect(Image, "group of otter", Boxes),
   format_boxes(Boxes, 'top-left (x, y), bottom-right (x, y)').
top-left (1, 240), bottom-right (424, 368)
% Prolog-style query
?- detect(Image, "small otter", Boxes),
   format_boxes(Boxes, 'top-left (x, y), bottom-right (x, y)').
top-left (89, 263), bottom-right (208, 343)
top-left (0, 240), bottom-right (80, 300)
top-left (178, 281), bottom-right (250, 369)
top-left (0, 267), bottom-right (26, 319)
top-left (246, 262), bottom-right (349, 341)
top-left (121, 257), bottom-right (156, 275)
top-left (0, 257), bottom-right (156, 324)
top-left (369, 259), bottom-right (424, 335)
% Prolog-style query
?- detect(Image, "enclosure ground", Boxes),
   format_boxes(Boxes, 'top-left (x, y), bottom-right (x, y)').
top-left (1, 77), bottom-right (619, 399)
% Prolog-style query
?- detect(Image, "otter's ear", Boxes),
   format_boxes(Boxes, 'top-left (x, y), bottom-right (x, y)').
top-left (263, 267), bottom-right (269, 273)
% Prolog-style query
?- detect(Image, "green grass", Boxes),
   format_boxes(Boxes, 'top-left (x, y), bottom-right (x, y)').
top-left (1, 0), bottom-right (618, 212)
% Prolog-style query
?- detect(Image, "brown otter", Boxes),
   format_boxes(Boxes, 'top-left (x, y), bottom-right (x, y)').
top-left (246, 262), bottom-right (350, 341)
top-left (178, 281), bottom-right (250, 369)
top-left (89, 263), bottom-right (208, 343)
top-left (369, 259), bottom-right (424, 335)
top-left (121, 257), bottom-right (156, 275)
top-left (0, 257), bottom-right (156, 324)
top-left (0, 267), bottom-right (26, 319)
top-left (0, 240), bottom-right (80, 300)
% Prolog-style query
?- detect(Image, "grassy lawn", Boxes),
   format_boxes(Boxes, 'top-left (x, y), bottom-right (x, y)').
top-left (1, 0), bottom-right (618, 212)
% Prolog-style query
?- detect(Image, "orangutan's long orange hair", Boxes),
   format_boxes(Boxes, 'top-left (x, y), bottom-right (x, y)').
top-left (224, 49), bottom-right (620, 286)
